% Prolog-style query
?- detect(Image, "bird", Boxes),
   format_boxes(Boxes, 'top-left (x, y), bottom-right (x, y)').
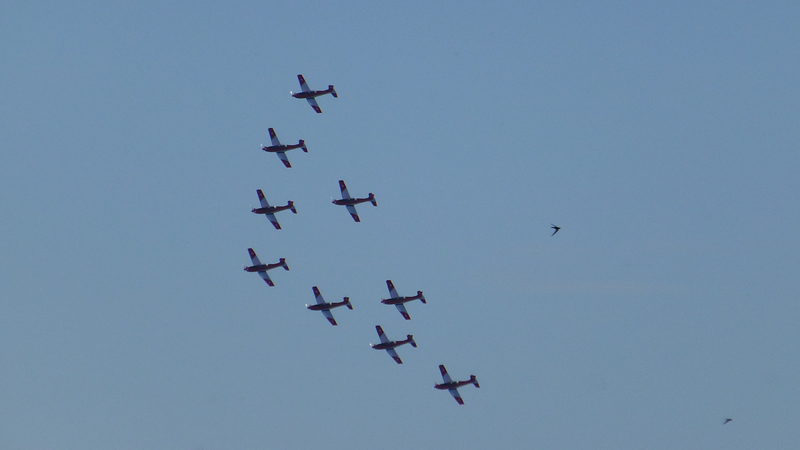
top-left (550, 224), bottom-right (561, 236)
top-left (723, 418), bottom-right (732, 425)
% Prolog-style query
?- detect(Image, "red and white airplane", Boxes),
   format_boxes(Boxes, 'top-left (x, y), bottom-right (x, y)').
top-left (262, 127), bottom-right (307, 168)
top-left (243, 248), bottom-right (289, 287)
top-left (291, 74), bottom-right (337, 113)
top-left (251, 189), bottom-right (296, 230)
top-left (381, 280), bottom-right (426, 320)
top-left (306, 286), bottom-right (353, 326)
top-left (332, 180), bottom-right (376, 222)
top-left (434, 365), bottom-right (480, 405)
top-left (370, 325), bottom-right (416, 364)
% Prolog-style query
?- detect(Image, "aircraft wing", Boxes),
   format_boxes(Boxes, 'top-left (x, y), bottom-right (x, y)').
top-left (248, 248), bottom-right (262, 266)
top-left (386, 348), bottom-right (403, 364)
top-left (266, 213), bottom-right (281, 230)
top-left (268, 128), bottom-right (281, 146)
top-left (306, 97), bottom-right (322, 114)
top-left (375, 325), bottom-right (389, 343)
top-left (256, 189), bottom-right (271, 208)
top-left (338, 180), bottom-right (351, 199)
top-left (386, 280), bottom-right (400, 298)
top-left (346, 205), bottom-right (360, 222)
top-left (439, 364), bottom-right (453, 383)
top-left (322, 309), bottom-right (337, 326)
top-left (276, 152), bottom-right (292, 168)
top-left (312, 286), bottom-right (326, 305)
top-left (448, 388), bottom-right (464, 405)
top-left (297, 74), bottom-right (311, 92)
top-left (258, 270), bottom-right (274, 287)
top-left (395, 303), bottom-right (411, 320)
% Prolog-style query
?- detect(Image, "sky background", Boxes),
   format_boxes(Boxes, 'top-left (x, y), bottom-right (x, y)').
top-left (2, 1), bottom-right (800, 449)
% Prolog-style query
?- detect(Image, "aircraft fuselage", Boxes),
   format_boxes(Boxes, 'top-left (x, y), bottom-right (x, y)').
top-left (382, 292), bottom-right (424, 305)
top-left (292, 88), bottom-right (334, 99)
top-left (307, 299), bottom-right (350, 311)
top-left (263, 142), bottom-right (304, 153)
top-left (372, 336), bottom-right (414, 350)
top-left (252, 203), bottom-right (293, 215)
top-left (333, 197), bottom-right (373, 206)
top-left (433, 380), bottom-right (475, 391)
top-left (243, 262), bottom-right (283, 273)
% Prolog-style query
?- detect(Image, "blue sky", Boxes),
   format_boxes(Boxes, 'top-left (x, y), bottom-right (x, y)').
top-left (2, 1), bottom-right (799, 449)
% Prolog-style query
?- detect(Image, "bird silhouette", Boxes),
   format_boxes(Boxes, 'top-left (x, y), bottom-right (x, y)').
top-left (723, 418), bottom-right (732, 425)
top-left (551, 224), bottom-right (561, 236)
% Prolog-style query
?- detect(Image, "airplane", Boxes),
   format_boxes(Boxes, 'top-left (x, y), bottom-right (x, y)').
top-left (262, 127), bottom-right (307, 168)
top-left (370, 325), bottom-right (416, 364)
top-left (551, 224), bottom-right (561, 236)
top-left (306, 286), bottom-right (353, 326)
top-left (251, 189), bottom-right (296, 230)
top-left (243, 248), bottom-right (289, 287)
top-left (332, 180), bottom-right (376, 222)
top-left (291, 74), bottom-right (337, 113)
top-left (381, 280), bottom-right (426, 320)
top-left (434, 364), bottom-right (480, 405)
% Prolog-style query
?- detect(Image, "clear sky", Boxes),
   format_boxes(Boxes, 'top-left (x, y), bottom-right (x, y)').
top-left (2, 1), bottom-right (799, 449)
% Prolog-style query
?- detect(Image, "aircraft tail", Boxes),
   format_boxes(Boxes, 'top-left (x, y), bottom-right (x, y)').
top-left (471, 375), bottom-right (480, 388)
top-left (289, 201), bottom-right (297, 214)
top-left (300, 139), bottom-right (308, 152)
top-left (344, 297), bottom-right (353, 310)
top-left (329, 85), bottom-right (338, 98)
top-left (418, 291), bottom-right (426, 304)
top-left (280, 258), bottom-right (290, 271)
top-left (369, 193), bottom-right (377, 207)
top-left (408, 335), bottom-right (417, 348)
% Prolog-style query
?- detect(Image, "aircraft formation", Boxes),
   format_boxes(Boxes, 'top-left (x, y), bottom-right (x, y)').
top-left (242, 76), bottom-right (734, 422)
top-left (240, 74), bottom-right (479, 405)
